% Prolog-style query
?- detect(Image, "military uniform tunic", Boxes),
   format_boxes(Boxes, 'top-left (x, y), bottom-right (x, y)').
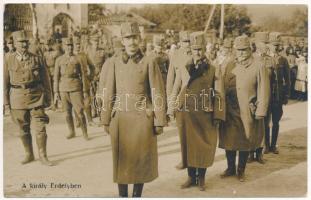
top-left (4, 51), bottom-right (52, 136)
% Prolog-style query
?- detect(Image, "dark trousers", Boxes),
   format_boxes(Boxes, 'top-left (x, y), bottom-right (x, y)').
top-left (225, 150), bottom-right (249, 171)
top-left (265, 103), bottom-right (283, 149)
top-left (187, 167), bottom-right (207, 180)
top-left (118, 183), bottom-right (144, 197)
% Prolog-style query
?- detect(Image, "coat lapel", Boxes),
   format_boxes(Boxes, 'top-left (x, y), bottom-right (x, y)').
top-left (187, 58), bottom-right (208, 87)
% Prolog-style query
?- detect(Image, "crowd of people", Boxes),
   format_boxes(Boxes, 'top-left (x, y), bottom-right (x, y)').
top-left (3, 21), bottom-right (308, 197)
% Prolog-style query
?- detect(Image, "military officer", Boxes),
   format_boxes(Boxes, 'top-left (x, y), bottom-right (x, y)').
top-left (43, 38), bottom-right (62, 110)
top-left (166, 31), bottom-right (192, 170)
top-left (248, 32), bottom-right (273, 164)
top-left (264, 32), bottom-right (290, 154)
top-left (54, 37), bottom-right (89, 140)
top-left (219, 35), bottom-right (270, 182)
top-left (100, 22), bottom-right (167, 197)
top-left (86, 34), bottom-right (106, 118)
top-left (166, 31), bottom-right (192, 100)
top-left (214, 38), bottom-right (234, 77)
top-left (167, 31), bottom-right (225, 191)
top-left (152, 34), bottom-right (170, 87)
top-left (3, 30), bottom-right (53, 166)
top-left (73, 36), bottom-right (96, 126)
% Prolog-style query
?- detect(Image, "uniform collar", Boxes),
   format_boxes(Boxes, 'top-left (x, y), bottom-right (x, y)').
top-left (15, 51), bottom-right (30, 61)
top-left (122, 50), bottom-right (143, 64)
top-left (236, 56), bottom-right (253, 68)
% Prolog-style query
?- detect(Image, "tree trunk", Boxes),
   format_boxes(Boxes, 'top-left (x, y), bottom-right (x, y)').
top-left (29, 3), bottom-right (39, 40)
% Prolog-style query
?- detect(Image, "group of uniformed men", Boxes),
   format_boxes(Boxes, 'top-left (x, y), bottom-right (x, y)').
top-left (3, 21), bottom-right (308, 197)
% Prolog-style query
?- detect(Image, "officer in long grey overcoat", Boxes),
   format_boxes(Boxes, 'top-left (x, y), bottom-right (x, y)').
top-left (166, 30), bottom-right (192, 170)
top-left (3, 30), bottom-right (53, 166)
top-left (100, 22), bottom-right (167, 197)
top-left (219, 35), bottom-right (270, 182)
top-left (168, 31), bottom-right (225, 191)
top-left (248, 32), bottom-right (273, 164)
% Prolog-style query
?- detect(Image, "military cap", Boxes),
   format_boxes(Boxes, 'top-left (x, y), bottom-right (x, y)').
top-left (73, 36), bottom-right (81, 44)
top-left (62, 37), bottom-right (73, 45)
top-left (153, 34), bottom-right (165, 47)
top-left (254, 32), bottom-right (269, 43)
top-left (12, 30), bottom-right (28, 42)
top-left (234, 35), bottom-right (250, 50)
top-left (6, 36), bottom-right (14, 44)
top-left (223, 38), bottom-right (233, 48)
top-left (120, 22), bottom-right (140, 38)
top-left (179, 31), bottom-right (190, 42)
top-left (190, 31), bottom-right (206, 50)
top-left (269, 32), bottom-right (282, 45)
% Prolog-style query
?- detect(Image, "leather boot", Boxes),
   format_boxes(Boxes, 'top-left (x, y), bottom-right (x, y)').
top-left (118, 184), bottom-right (128, 197)
top-left (256, 148), bottom-right (265, 164)
top-left (247, 151), bottom-right (255, 163)
top-left (66, 115), bottom-right (76, 139)
top-left (79, 114), bottom-right (89, 140)
top-left (198, 168), bottom-right (207, 191)
top-left (181, 167), bottom-right (196, 189)
top-left (132, 183), bottom-right (144, 197)
top-left (238, 151), bottom-right (249, 182)
top-left (221, 150), bottom-right (236, 178)
top-left (271, 124), bottom-right (279, 154)
top-left (36, 134), bottom-right (54, 166)
top-left (20, 134), bottom-right (35, 164)
top-left (85, 106), bottom-right (96, 126)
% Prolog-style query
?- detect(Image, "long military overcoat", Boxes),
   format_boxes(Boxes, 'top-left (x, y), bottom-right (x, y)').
top-left (100, 50), bottom-right (167, 184)
top-left (219, 57), bottom-right (270, 151)
top-left (168, 57), bottom-right (225, 169)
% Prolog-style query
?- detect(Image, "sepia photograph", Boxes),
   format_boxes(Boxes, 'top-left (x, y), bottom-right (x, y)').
top-left (1, 0), bottom-right (309, 198)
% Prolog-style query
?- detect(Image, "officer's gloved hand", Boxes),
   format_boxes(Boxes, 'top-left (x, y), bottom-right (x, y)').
top-left (104, 125), bottom-right (109, 134)
top-left (154, 126), bottom-right (163, 135)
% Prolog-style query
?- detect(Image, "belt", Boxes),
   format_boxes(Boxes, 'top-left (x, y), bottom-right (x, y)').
top-left (11, 81), bottom-right (41, 89)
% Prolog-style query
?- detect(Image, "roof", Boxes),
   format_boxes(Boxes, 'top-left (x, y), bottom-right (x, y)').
top-left (97, 12), bottom-right (156, 27)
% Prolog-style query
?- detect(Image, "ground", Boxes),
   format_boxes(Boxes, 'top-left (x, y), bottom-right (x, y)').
top-left (3, 100), bottom-right (308, 197)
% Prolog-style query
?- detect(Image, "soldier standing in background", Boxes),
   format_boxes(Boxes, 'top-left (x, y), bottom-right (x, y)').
top-left (73, 36), bottom-right (96, 126)
top-left (219, 35), bottom-right (270, 182)
top-left (264, 32), bottom-right (290, 154)
top-left (43, 38), bottom-right (62, 110)
top-left (152, 34), bottom-right (170, 87)
top-left (54, 38), bottom-right (89, 140)
top-left (166, 30), bottom-right (192, 170)
top-left (3, 30), bottom-right (54, 166)
top-left (100, 22), bottom-right (167, 197)
top-left (248, 32), bottom-right (273, 164)
top-left (86, 34), bottom-right (106, 119)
